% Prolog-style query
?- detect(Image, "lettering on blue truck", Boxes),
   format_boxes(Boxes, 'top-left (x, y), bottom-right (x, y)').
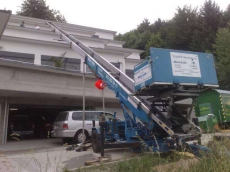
top-left (170, 52), bottom-right (201, 77)
top-left (87, 57), bottom-right (96, 70)
top-left (134, 64), bottom-right (152, 86)
top-left (105, 74), bottom-right (118, 89)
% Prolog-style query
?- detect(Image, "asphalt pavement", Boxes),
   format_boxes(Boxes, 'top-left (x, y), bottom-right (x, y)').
top-left (0, 138), bottom-right (135, 172)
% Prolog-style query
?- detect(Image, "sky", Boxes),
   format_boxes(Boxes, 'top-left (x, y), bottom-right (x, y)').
top-left (1, 0), bottom-right (229, 34)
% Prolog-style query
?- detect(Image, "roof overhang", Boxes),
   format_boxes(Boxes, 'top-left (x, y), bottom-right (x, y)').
top-left (105, 45), bottom-right (144, 54)
top-left (71, 34), bottom-right (109, 45)
top-left (91, 47), bottom-right (131, 58)
top-left (10, 14), bottom-right (117, 35)
top-left (125, 58), bottom-right (142, 63)
top-left (106, 40), bottom-right (126, 46)
top-left (0, 10), bottom-right (11, 39)
top-left (2, 35), bottom-right (69, 47)
top-left (58, 26), bottom-right (96, 37)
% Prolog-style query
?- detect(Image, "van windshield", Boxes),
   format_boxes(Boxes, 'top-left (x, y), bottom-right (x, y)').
top-left (55, 112), bottom-right (68, 122)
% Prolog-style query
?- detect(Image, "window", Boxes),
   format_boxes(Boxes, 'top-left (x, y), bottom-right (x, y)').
top-left (111, 62), bottom-right (120, 69)
top-left (125, 69), bottom-right (134, 79)
top-left (72, 112), bottom-right (83, 120)
top-left (55, 112), bottom-right (68, 122)
top-left (72, 112), bottom-right (101, 121)
top-left (85, 112), bottom-right (100, 121)
top-left (41, 55), bottom-right (81, 71)
top-left (0, 51), bottom-right (35, 63)
top-left (86, 66), bottom-right (92, 73)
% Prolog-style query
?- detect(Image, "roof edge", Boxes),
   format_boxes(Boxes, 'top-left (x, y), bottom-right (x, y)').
top-left (11, 14), bottom-right (117, 35)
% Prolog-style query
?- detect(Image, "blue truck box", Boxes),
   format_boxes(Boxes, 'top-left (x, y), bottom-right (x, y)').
top-left (134, 47), bottom-right (219, 92)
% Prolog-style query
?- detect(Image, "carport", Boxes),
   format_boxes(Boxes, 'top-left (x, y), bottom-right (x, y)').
top-left (7, 104), bottom-right (81, 141)
top-left (0, 59), bottom-right (120, 144)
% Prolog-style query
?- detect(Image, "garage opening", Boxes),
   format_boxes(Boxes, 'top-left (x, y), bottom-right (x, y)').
top-left (7, 104), bottom-right (92, 141)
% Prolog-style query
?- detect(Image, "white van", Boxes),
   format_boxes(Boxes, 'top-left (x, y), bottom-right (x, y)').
top-left (51, 111), bottom-right (118, 143)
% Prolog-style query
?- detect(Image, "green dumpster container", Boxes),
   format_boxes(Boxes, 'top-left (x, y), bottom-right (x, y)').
top-left (195, 89), bottom-right (230, 129)
top-left (197, 114), bottom-right (218, 133)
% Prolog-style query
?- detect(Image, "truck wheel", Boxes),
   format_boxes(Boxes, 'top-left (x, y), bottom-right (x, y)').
top-left (74, 130), bottom-right (89, 143)
top-left (92, 131), bottom-right (100, 153)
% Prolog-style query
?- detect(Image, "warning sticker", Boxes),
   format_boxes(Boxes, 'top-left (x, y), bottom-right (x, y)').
top-left (170, 52), bottom-right (201, 77)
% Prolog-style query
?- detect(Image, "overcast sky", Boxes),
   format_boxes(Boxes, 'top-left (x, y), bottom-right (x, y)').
top-left (1, 0), bottom-right (229, 34)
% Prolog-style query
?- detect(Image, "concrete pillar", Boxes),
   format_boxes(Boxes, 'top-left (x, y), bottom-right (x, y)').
top-left (0, 102), bottom-right (3, 144)
top-left (0, 98), bottom-right (9, 144)
top-left (34, 54), bottom-right (41, 65)
top-left (80, 60), bottom-right (84, 72)
top-left (122, 60), bottom-right (126, 73)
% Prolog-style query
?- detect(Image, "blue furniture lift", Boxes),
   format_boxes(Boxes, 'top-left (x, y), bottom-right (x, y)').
top-left (47, 22), bottom-right (216, 153)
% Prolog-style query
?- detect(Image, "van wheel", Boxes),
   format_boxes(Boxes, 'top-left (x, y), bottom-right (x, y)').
top-left (74, 130), bottom-right (89, 143)
top-left (92, 131), bottom-right (100, 153)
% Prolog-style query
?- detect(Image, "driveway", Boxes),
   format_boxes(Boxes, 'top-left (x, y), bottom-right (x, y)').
top-left (0, 138), bottom-right (135, 172)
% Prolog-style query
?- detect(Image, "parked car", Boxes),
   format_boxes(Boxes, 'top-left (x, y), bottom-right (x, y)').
top-left (8, 115), bottom-right (34, 140)
top-left (51, 111), bottom-right (119, 143)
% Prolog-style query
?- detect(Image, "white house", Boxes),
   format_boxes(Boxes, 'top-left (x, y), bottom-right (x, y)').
top-left (0, 14), bottom-right (143, 144)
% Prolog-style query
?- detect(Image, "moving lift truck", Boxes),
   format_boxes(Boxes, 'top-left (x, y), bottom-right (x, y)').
top-left (47, 22), bottom-right (218, 153)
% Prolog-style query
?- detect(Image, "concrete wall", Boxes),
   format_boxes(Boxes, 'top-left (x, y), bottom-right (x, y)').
top-left (94, 50), bottom-right (125, 72)
top-left (126, 52), bottom-right (142, 60)
top-left (4, 26), bottom-right (58, 43)
top-left (0, 37), bottom-right (139, 73)
top-left (125, 59), bottom-right (141, 70)
top-left (107, 42), bottom-right (123, 48)
top-left (0, 64), bottom-right (117, 100)
top-left (79, 39), bottom-right (105, 49)
top-left (0, 37), bottom-right (82, 66)
top-left (95, 31), bottom-right (114, 40)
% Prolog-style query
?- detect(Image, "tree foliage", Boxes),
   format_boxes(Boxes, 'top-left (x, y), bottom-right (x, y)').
top-left (17, 0), bottom-right (66, 22)
top-left (213, 23), bottom-right (230, 89)
top-left (115, 0), bottom-right (229, 55)
top-left (145, 33), bottom-right (167, 56)
top-left (192, 0), bottom-right (223, 52)
top-left (115, 0), bottom-right (230, 88)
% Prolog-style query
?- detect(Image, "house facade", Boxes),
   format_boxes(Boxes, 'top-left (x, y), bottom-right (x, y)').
top-left (0, 14), bottom-right (143, 144)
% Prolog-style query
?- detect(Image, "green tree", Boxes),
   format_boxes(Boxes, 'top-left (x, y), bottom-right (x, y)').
top-left (168, 6), bottom-right (199, 51)
top-left (213, 23), bottom-right (230, 89)
top-left (17, 0), bottom-right (66, 22)
top-left (137, 18), bottom-right (150, 33)
top-left (115, 30), bottom-right (139, 49)
top-left (190, 0), bottom-right (223, 52)
top-left (150, 18), bottom-right (164, 34)
top-left (145, 33), bottom-right (167, 56)
top-left (115, 0), bottom-right (229, 57)
top-left (222, 5), bottom-right (230, 27)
